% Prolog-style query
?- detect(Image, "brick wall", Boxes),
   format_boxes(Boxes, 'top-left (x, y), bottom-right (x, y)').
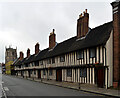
top-left (111, 1), bottom-right (120, 88)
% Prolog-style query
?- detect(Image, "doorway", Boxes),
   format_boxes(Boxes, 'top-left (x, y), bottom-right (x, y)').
top-left (97, 67), bottom-right (104, 88)
top-left (38, 70), bottom-right (41, 79)
top-left (56, 69), bottom-right (62, 81)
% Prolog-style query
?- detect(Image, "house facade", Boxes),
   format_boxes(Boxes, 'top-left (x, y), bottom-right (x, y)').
top-left (14, 1), bottom-right (120, 89)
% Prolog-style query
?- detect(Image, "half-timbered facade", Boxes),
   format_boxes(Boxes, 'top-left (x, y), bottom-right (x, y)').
top-left (14, 1), bottom-right (120, 89)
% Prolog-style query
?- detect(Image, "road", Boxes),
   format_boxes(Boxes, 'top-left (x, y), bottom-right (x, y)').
top-left (0, 67), bottom-right (2, 97)
top-left (2, 74), bottom-right (108, 97)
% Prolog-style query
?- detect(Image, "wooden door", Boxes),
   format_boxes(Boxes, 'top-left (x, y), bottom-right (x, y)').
top-left (97, 67), bottom-right (104, 88)
top-left (38, 70), bottom-right (41, 79)
top-left (56, 69), bottom-right (62, 81)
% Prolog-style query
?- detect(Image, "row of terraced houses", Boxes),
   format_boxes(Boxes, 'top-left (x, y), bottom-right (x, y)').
top-left (13, 1), bottom-right (120, 89)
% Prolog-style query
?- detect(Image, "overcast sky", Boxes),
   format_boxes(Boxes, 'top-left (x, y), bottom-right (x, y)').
top-left (0, 0), bottom-right (114, 63)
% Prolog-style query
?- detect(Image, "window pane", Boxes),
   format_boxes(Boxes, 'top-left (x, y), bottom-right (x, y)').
top-left (83, 68), bottom-right (87, 77)
top-left (34, 71), bottom-right (36, 74)
top-left (52, 58), bottom-right (55, 64)
top-left (43, 70), bottom-right (46, 75)
top-left (40, 61), bottom-right (43, 65)
top-left (67, 69), bottom-right (72, 77)
top-left (90, 48), bottom-right (95, 58)
top-left (47, 59), bottom-right (51, 64)
top-left (80, 68), bottom-right (87, 77)
top-left (49, 69), bottom-right (53, 76)
top-left (60, 55), bottom-right (65, 62)
top-left (77, 50), bottom-right (83, 59)
top-left (80, 69), bottom-right (82, 77)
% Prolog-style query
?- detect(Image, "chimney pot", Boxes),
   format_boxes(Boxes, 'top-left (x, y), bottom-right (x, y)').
top-left (85, 9), bottom-right (87, 13)
top-left (83, 11), bottom-right (85, 15)
top-left (27, 48), bottom-right (30, 58)
top-left (53, 29), bottom-right (55, 33)
top-left (35, 43), bottom-right (39, 55)
top-left (49, 29), bottom-right (56, 49)
top-left (79, 13), bottom-right (83, 18)
top-left (19, 51), bottom-right (24, 60)
top-left (77, 9), bottom-right (89, 38)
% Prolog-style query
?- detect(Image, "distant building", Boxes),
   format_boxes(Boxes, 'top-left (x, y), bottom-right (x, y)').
top-left (5, 46), bottom-right (17, 74)
top-left (1, 63), bottom-right (6, 74)
top-left (5, 46), bottom-right (17, 63)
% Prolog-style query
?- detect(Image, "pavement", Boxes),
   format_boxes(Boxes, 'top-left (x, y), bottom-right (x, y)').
top-left (2, 74), bottom-right (107, 97)
top-left (26, 77), bottom-right (120, 97)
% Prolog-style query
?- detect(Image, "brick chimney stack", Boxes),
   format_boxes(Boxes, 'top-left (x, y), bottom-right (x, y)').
top-left (49, 29), bottom-right (56, 49)
top-left (35, 43), bottom-right (39, 55)
top-left (77, 9), bottom-right (89, 38)
top-left (111, 0), bottom-right (120, 88)
top-left (27, 48), bottom-right (30, 58)
top-left (19, 51), bottom-right (24, 60)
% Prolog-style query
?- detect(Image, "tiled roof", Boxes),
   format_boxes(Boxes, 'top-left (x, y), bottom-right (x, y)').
top-left (35, 21), bottom-right (113, 61)
top-left (15, 58), bottom-right (26, 66)
top-left (14, 21), bottom-right (113, 65)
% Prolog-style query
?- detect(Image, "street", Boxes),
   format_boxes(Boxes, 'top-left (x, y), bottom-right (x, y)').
top-left (2, 75), bottom-right (108, 97)
top-left (0, 66), bottom-right (2, 97)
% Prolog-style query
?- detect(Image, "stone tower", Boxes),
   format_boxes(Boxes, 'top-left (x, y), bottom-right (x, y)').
top-left (5, 46), bottom-right (17, 64)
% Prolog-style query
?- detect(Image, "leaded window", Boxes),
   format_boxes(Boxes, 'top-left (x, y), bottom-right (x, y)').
top-left (40, 61), bottom-right (43, 65)
top-left (89, 48), bottom-right (96, 58)
top-left (80, 68), bottom-right (87, 77)
top-left (43, 70), bottom-right (46, 75)
top-left (67, 69), bottom-right (72, 77)
top-left (49, 69), bottom-right (53, 76)
top-left (77, 50), bottom-right (84, 59)
top-left (52, 57), bottom-right (55, 64)
top-left (47, 59), bottom-right (51, 64)
top-left (60, 55), bottom-right (65, 62)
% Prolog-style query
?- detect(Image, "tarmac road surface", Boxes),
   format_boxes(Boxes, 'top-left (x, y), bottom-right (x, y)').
top-left (2, 74), bottom-right (109, 97)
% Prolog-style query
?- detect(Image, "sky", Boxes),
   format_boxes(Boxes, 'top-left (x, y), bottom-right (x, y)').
top-left (0, 0), bottom-right (114, 63)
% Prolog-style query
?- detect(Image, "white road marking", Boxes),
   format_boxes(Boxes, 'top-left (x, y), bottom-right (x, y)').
top-left (4, 87), bottom-right (9, 91)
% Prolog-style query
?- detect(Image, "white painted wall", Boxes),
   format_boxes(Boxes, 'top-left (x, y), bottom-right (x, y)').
top-left (106, 31), bottom-right (113, 87)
